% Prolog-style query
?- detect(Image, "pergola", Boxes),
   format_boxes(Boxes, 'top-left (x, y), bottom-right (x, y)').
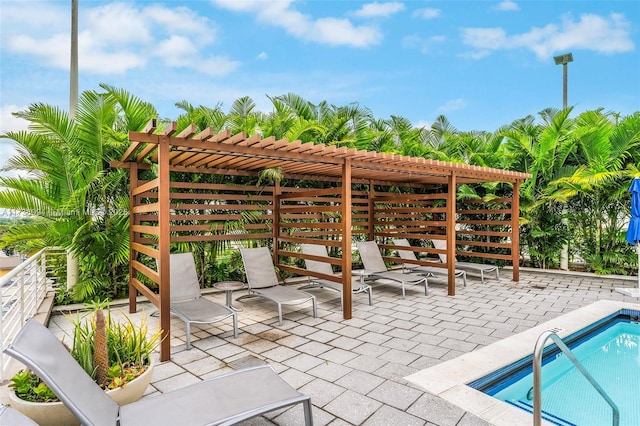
top-left (114, 119), bottom-right (531, 360)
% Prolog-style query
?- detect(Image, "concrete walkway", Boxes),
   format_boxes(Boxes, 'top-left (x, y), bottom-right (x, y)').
top-left (42, 269), bottom-right (639, 425)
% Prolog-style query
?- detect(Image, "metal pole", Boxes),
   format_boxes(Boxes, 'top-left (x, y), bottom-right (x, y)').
top-left (560, 62), bottom-right (569, 269)
top-left (562, 63), bottom-right (568, 109)
top-left (70, 0), bottom-right (78, 117)
top-left (67, 0), bottom-right (79, 288)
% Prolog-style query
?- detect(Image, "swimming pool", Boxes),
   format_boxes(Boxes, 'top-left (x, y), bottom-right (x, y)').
top-left (405, 300), bottom-right (640, 426)
top-left (469, 309), bottom-right (640, 426)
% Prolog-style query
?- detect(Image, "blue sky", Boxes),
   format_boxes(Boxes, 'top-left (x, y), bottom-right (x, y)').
top-left (1, 0), bottom-right (638, 148)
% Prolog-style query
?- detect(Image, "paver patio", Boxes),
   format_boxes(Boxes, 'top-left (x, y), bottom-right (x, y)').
top-left (42, 269), bottom-right (639, 425)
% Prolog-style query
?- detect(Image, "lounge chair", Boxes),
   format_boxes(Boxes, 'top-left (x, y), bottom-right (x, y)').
top-left (355, 241), bottom-right (428, 299)
top-left (5, 319), bottom-right (313, 426)
top-left (431, 239), bottom-right (500, 284)
top-left (393, 239), bottom-right (467, 286)
top-left (169, 252), bottom-right (238, 349)
top-left (0, 404), bottom-right (38, 425)
top-left (239, 247), bottom-right (317, 325)
top-left (299, 243), bottom-right (373, 308)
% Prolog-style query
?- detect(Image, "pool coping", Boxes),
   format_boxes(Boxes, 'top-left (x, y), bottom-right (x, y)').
top-left (405, 299), bottom-right (640, 426)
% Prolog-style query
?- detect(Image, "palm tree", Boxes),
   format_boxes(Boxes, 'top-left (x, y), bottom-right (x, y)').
top-left (547, 110), bottom-right (640, 273)
top-left (0, 85), bottom-right (156, 300)
top-left (500, 108), bottom-right (576, 268)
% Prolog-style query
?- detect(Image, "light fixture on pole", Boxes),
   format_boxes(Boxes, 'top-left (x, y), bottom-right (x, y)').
top-left (553, 52), bottom-right (573, 109)
top-left (554, 52), bottom-right (573, 271)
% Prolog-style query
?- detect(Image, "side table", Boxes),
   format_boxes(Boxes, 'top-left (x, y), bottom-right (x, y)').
top-left (352, 269), bottom-right (374, 284)
top-left (214, 281), bottom-right (245, 312)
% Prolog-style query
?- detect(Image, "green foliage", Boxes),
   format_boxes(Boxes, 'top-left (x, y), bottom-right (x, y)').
top-left (2, 86), bottom-right (639, 305)
top-left (0, 86), bottom-right (156, 301)
top-left (9, 370), bottom-right (58, 403)
top-left (10, 307), bottom-right (162, 403)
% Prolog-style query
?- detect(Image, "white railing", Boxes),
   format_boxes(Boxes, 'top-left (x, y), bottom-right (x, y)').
top-left (0, 248), bottom-right (66, 381)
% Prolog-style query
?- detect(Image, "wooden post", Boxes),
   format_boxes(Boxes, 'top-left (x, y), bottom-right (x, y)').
top-left (368, 181), bottom-right (375, 242)
top-left (511, 180), bottom-right (521, 282)
top-left (157, 135), bottom-right (171, 362)
top-left (341, 160), bottom-right (353, 319)
top-left (128, 162), bottom-right (138, 314)
top-left (273, 179), bottom-right (281, 269)
top-left (446, 173), bottom-right (457, 296)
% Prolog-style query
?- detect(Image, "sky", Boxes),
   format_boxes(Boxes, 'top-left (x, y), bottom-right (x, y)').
top-left (0, 0), bottom-right (639, 151)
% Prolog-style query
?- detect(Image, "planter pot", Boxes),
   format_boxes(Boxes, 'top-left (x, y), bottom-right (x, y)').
top-left (8, 360), bottom-right (154, 426)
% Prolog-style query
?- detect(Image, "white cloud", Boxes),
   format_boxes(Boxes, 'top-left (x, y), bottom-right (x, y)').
top-left (158, 36), bottom-right (200, 64)
top-left (212, 0), bottom-right (383, 48)
top-left (0, 105), bottom-right (29, 134)
top-left (403, 34), bottom-right (446, 54)
top-left (0, 2), bottom-right (67, 33)
top-left (413, 8), bottom-right (441, 20)
top-left (496, 1), bottom-right (519, 12)
top-left (210, 0), bottom-right (280, 12)
top-left (8, 34), bottom-right (70, 69)
top-left (0, 105), bottom-right (29, 178)
top-left (257, 52), bottom-right (268, 60)
top-left (462, 28), bottom-right (508, 50)
top-left (414, 119), bottom-right (431, 129)
top-left (198, 57), bottom-right (242, 76)
top-left (437, 99), bottom-right (467, 113)
top-left (462, 13), bottom-right (635, 60)
top-left (2, 2), bottom-right (237, 76)
top-left (459, 50), bottom-right (492, 60)
top-left (312, 18), bottom-right (382, 47)
top-left (353, 2), bottom-right (405, 19)
top-left (85, 3), bottom-right (153, 45)
top-left (145, 5), bottom-right (216, 44)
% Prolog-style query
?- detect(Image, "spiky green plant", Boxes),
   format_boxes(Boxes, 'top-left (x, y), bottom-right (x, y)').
top-left (10, 305), bottom-right (162, 402)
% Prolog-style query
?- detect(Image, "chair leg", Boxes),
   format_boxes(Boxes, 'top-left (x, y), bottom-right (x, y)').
top-left (232, 312), bottom-right (238, 338)
top-left (424, 278), bottom-right (428, 296)
top-left (495, 268), bottom-right (500, 281)
top-left (186, 323), bottom-right (192, 350)
top-left (401, 284), bottom-right (406, 299)
top-left (480, 270), bottom-right (485, 284)
top-left (303, 398), bottom-right (314, 425)
top-left (462, 272), bottom-right (467, 287)
top-left (278, 304), bottom-right (283, 326)
top-left (311, 296), bottom-right (317, 318)
top-left (367, 287), bottom-right (373, 305)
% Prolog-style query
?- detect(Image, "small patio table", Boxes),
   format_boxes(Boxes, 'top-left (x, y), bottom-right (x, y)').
top-left (214, 281), bottom-right (245, 312)
top-left (352, 269), bottom-right (374, 284)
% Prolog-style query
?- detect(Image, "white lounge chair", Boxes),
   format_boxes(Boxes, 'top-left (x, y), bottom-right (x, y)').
top-left (239, 247), bottom-right (317, 325)
top-left (355, 241), bottom-right (428, 299)
top-left (299, 243), bottom-right (373, 308)
top-left (431, 239), bottom-right (500, 284)
top-left (393, 238), bottom-right (467, 286)
top-left (169, 252), bottom-right (238, 349)
top-left (5, 319), bottom-right (314, 425)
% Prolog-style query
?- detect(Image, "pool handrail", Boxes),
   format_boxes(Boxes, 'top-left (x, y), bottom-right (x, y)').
top-left (532, 329), bottom-right (619, 426)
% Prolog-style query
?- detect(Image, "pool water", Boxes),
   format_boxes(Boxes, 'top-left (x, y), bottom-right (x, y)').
top-left (470, 310), bottom-right (640, 426)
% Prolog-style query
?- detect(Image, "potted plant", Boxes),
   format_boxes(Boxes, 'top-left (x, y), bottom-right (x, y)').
top-left (8, 301), bottom-right (162, 426)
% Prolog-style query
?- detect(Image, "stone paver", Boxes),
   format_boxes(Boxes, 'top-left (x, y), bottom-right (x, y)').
top-left (33, 268), bottom-right (640, 425)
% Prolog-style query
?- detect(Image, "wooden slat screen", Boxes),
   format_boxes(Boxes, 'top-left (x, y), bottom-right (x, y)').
top-left (370, 188), bottom-right (449, 268)
top-left (453, 197), bottom-right (514, 261)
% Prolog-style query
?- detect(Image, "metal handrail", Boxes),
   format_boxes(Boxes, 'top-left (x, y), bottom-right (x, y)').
top-left (533, 330), bottom-right (619, 426)
top-left (0, 247), bottom-right (66, 381)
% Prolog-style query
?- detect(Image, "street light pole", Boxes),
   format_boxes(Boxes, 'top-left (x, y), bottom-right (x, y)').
top-left (70, 0), bottom-right (78, 117)
top-left (553, 52), bottom-right (573, 109)
top-left (68, 0), bottom-right (79, 288)
top-left (553, 52), bottom-right (573, 271)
